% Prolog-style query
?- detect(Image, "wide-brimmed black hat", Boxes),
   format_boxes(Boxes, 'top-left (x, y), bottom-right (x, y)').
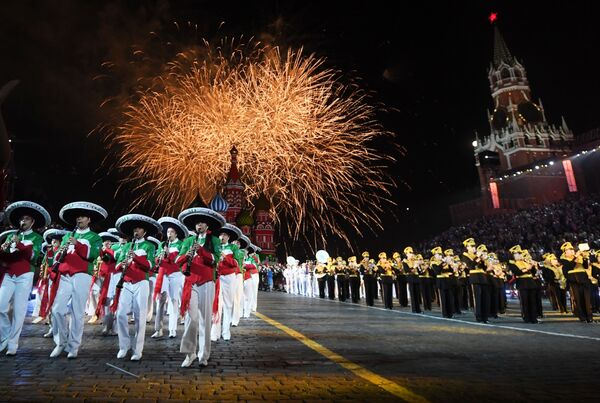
top-left (43, 228), bottom-right (68, 244)
top-left (158, 217), bottom-right (188, 240)
top-left (147, 236), bottom-right (161, 250)
top-left (59, 201), bottom-right (107, 226)
top-left (238, 235), bottom-right (250, 249)
top-left (218, 223), bottom-right (242, 242)
top-left (5, 201), bottom-right (51, 228)
top-left (178, 207), bottom-right (225, 232)
top-left (98, 231), bottom-right (119, 243)
top-left (115, 214), bottom-right (161, 238)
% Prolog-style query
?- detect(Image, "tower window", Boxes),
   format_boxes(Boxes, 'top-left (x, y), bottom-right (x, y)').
top-left (500, 68), bottom-right (511, 79)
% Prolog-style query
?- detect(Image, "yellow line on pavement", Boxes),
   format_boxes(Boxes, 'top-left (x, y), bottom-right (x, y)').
top-left (254, 311), bottom-right (429, 403)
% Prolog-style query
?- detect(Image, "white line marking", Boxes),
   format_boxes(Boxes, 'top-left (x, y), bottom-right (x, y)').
top-left (105, 362), bottom-right (140, 378)
top-left (294, 294), bottom-right (600, 342)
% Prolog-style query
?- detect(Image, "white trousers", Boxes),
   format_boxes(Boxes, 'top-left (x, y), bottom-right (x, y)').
top-left (180, 281), bottom-right (214, 363)
top-left (155, 271), bottom-right (184, 332)
top-left (146, 277), bottom-right (155, 322)
top-left (116, 280), bottom-right (149, 355)
top-left (86, 277), bottom-right (102, 316)
top-left (32, 279), bottom-right (43, 317)
top-left (0, 272), bottom-right (33, 351)
top-left (251, 273), bottom-right (259, 311)
top-left (214, 273), bottom-right (235, 340)
top-left (51, 273), bottom-right (92, 354)
top-left (243, 277), bottom-right (254, 318)
top-left (231, 273), bottom-right (243, 326)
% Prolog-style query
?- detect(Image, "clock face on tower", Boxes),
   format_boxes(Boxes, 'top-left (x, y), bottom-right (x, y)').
top-left (517, 102), bottom-right (542, 124)
top-left (492, 107), bottom-right (509, 130)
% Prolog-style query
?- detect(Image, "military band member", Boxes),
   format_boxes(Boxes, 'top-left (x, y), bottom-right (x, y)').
top-left (347, 256), bottom-right (361, 303)
top-left (487, 253), bottom-right (504, 319)
top-left (377, 252), bottom-right (394, 309)
top-left (360, 252), bottom-right (374, 306)
top-left (314, 261), bottom-right (327, 299)
top-left (416, 253), bottom-right (434, 311)
top-left (461, 239), bottom-right (490, 323)
top-left (0, 201), bottom-right (49, 355)
top-left (431, 247), bottom-right (453, 318)
top-left (392, 252), bottom-right (408, 307)
top-left (542, 253), bottom-right (567, 313)
top-left (590, 250), bottom-right (600, 313)
top-left (326, 257), bottom-right (336, 300)
top-left (523, 249), bottom-right (544, 319)
top-left (177, 207), bottom-right (223, 367)
top-left (403, 247), bottom-right (421, 313)
top-left (508, 245), bottom-right (538, 324)
top-left (559, 242), bottom-right (593, 323)
top-left (335, 257), bottom-right (347, 302)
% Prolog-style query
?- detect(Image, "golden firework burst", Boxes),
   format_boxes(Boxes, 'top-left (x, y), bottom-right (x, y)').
top-left (102, 38), bottom-right (396, 247)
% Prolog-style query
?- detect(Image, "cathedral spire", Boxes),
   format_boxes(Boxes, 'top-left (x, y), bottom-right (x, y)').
top-left (493, 26), bottom-right (515, 68)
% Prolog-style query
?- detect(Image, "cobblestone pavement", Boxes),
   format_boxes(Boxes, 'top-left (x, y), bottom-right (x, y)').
top-left (1, 291), bottom-right (599, 402)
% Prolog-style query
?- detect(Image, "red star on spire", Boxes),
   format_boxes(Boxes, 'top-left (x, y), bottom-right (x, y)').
top-left (489, 12), bottom-right (498, 24)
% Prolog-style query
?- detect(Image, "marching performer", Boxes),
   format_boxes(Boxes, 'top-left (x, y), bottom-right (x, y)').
top-left (377, 252), bottom-right (394, 309)
top-left (541, 253), bottom-right (567, 313)
top-left (431, 247), bottom-right (454, 318)
top-left (403, 247), bottom-right (422, 313)
top-left (461, 239), bottom-right (490, 323)
top-left (392, 252), bottom-right (408, 307)
top-left (242, 242), bottom-right (257, 318)
top-left (559, 242), bottom-right (593, 323)
top-left (251, 246), bottom-right (261, 311)
top-left (360, 252), bottom-right (374, 306)
top-left (97, 231), bottom-right (119, 336)
top-left (508, 245), bottom-right (538, 324)
top-left (112, 214), bottom-right (160, 360)
top-left (0, 201), bottom-right (49, 355)
top-left (32, 228), bottom-right (67, 328)
top-left (416, 254), bottom-right (434, 311)
top-left (152, 217), bottom-right (188, 339)
top-left (146, 236), bottom-right (161, 324)
top-left (49, 201), bottom-right (106, 358)
top-left (231, 235), bottom-right (247, 327)
top-left (211, 223), bottom-right (242, 341)
top-left (347, 256), bottom-right (360, 303)
top-left (326, 256), bottom-right (337, 300)
top-left (177, 207), bottom-right (223, 367)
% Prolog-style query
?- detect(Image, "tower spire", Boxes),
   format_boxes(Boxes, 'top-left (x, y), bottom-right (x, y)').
top-left (493, 26), bottom-right (515, 68)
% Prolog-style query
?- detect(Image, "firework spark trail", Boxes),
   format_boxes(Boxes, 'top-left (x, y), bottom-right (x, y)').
top-left (103, 39), bottom-right (396, 247)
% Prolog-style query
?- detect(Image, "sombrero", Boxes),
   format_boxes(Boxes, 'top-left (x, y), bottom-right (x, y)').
top-left (177, 207), bottom-right (225, 232)
top-left (59, 201), bottom-right (107, 226)
top-left (5, 201), bottom-right (51, 228)
top-left (158, 216), bottom-right (188, 240)
top-left (98, 231), bottom-right (119, 243)
top-left (238, 235), bottom-right (251, 249)
top-left (147, 236), bottom-right (161, 250)
top-left (115, 214), bottom-right (161, 238)
top-left (218, 223), bottom-right (242, 242)
top-left (43, 228), bottom-right (68, 244)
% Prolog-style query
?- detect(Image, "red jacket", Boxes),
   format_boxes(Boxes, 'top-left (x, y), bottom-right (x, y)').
top-left (0, 242), bottom-right (33, 277)
top-left (218, 254), bottom-right (238, 276)
top-left (59, 242), bottom-right (91, 276)
top-left (120, 253), bottom-right (151, 284)
top-left (176, 246), bottom-right (215, 284)
top-left (99, 247), bottom-right (117, 276)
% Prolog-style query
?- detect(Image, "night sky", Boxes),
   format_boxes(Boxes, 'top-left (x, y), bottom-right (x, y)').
top-left (1, 1), bottom-right (599, 257)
